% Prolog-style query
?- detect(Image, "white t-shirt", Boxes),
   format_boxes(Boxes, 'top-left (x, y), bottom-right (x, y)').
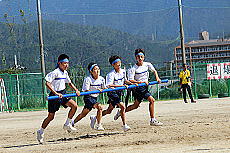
top-left (82, 75), bottom-right (106, 97)
top-left (128, 62), bottom-right (156, 82)
top-left (45, 68), bottom-right (71, 91)
top-left (106, 69), bottom-right (127, 87)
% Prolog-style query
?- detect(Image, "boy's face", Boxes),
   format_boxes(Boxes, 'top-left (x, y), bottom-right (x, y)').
top-left (58, 61), bottom-right (69, 71)
top-left (112, 60), bottom-right (121, 70)
top-left (136, 54), bottom-right (145, 63)
top-left (91, 66), bottom-right (100, 77)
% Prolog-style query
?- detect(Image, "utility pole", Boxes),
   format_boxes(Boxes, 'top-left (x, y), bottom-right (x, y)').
top-left (36, 0), bottom-right (46, 104)
top-left (177, 0), bottom-right (186, 65)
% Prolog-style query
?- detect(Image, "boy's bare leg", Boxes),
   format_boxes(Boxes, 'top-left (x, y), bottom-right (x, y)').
top-left (125, 100), bottom-right (140, 113)
top-left (94, 103), bottom-right (103, 124)
top-left (147, 96), bottom-right (163, 126)
top-left (41, 112), bottom-right (55, 129)
top-left (147, 96), bottom-right (155, 118)
top-left (117, 103), bottom-right (126, 125)
top-left (66, 99), bottom-right (78, 119)
top-left (74, 108), bottom-right (90, 123)
top-left (117, 102), bottom-right (131, 131)
top-left (102, 104), bottom-right (114, 116)
top-left (37, 112), bottom-right (55, 143)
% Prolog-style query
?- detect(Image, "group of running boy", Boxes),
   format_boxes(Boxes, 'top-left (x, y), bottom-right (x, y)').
top-left (37, 48), bottom-right (163, 144)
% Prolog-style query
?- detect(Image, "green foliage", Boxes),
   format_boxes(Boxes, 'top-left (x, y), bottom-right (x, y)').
top-left (0, 21), bottom-right (175, 73)
top-left (196, 79), bottom-right (228, 96)
top-left (0, 68), bottom-right (24, 74)
top-left (20, 96), bottom-right (44, 109)
top-left (158, 88), bottom-right (181, 99)
top-left (211, 80), bottom-right (228, 95)
top-left (196, 83), bottom-right (209, 95)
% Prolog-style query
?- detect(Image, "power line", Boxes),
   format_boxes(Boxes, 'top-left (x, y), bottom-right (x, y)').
top-left (42, 6), bottom-right (178, 16)
top-left (2, 5), bottom-right (230, 19)
top-left (183, 5), bottom-right (230, 9)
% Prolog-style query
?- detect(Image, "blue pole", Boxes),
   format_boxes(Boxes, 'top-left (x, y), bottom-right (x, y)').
top-left (48, 79), bottom-right (168, 100)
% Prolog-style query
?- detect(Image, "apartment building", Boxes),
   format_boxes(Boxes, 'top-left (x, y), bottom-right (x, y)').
top-left (174, 31), bottom-right (230, 69)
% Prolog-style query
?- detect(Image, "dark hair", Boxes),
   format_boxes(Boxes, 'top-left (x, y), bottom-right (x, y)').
top-left (58, 54), bottom-right (69, 62)
top-left (135, 48), bottom-right (145, 56)
top-left (182, 64), bottom-right (187, 67)
top-left (109, 55), bottom-right (121, 65)
top-left (87, 62), bottom-right (98, 71)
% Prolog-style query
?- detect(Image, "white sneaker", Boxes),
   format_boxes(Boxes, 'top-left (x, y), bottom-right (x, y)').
top-left (37, 130), bottom-right (44, 144)
top-left (123, 124), bottom-right (131, 132)
top-left (95, 124), bottom-right (104, 131)
top-left (63, 124), bottom-right (77, 132)
top-left (71, 120), bottom-right (75, 127)
top-left (114, 110), bottom-right (121, 120)
top-left (150, 119), bottom-right (163, 126)
top-left (90, 115), bottom-right (96, 129)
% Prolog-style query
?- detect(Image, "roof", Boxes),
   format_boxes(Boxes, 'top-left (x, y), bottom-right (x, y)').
top-left (176, 38), bottom-right (230, 48)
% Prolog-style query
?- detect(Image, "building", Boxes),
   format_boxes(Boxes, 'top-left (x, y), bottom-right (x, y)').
top-left (174, 31), bottom-right (230, 70)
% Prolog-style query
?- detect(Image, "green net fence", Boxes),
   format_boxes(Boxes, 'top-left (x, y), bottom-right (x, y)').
top-left (0, 73), bottom-right (44, 111)
top-left (0, 67), bottom-right (169, 111)
top-left (1, 62), bottom-right (229, 112)
top-left (193, 62), bottom-right (230, 99)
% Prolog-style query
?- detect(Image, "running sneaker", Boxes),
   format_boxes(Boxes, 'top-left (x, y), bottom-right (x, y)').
top-left (191, 100), bottom-right (196, 103)
top-left (150, 119), bottom-right (163, 126)
top-left (90, 115), bottom-right (97, 129)
top-left (114, 110), bottom-right (121, 120)
top-left (95, 124), bottom-right (104, 131)
top-left (123, 124), bottom-right (131, 132)
top-left (37, 130), bottom-right (44, 144)
top-left (71, 120), bottom-right (75, 127)
top-left (63, 124), bottom-right (77, 132)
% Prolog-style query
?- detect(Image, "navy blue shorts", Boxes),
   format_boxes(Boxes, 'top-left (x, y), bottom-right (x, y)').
top-left (133, 86), bottom-right (151, 102)
top-left (107, 90), bottom-right (122, 108)
top-left (48, 90), bottom-right (71, 113)
top-left (83, 95), bottom-right (98, 111)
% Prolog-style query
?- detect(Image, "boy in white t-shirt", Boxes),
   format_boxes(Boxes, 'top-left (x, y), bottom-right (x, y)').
top-left (37, 54), bottom-right (80, 144)
top-left (114, 49), bottom-right (163, 126)
top-left (102, 55), bottom-right (132, 132)
top-left (73, 63), bottom-right (106, 131)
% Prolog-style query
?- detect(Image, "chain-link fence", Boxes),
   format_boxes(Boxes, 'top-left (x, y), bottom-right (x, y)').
top-left (0, 73), bottom-right (44, 111)
top-left (0, 66), bottom-right (171, 111)
top-left (1, 64), bottom-right (229, 111)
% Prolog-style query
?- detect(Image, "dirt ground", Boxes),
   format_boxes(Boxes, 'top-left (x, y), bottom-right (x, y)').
top-left (0, 97), bottom-right (229, 153)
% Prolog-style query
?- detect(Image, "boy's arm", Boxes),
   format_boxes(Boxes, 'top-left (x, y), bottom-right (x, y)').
top-left (108, 84), bottom-right (126, 88)
top-left (98, 78), bottom-right (107, 92)
top-left (148, 63), bottom-right (161, 83)
top-left (153, 70), bottom-right (161, 83)
top-left (129, 80), bottom-right (148, 86)
top-left (68, 82), bottom-right (80, 96)
top-left (127, 68), bottom-right (145, 85)
top-left (125, 80), bottom-right (138, 86)
top-left (46, 81), bottom-right (63, 98)
top-left (148, 62), bottom-right (161, 83)
top-left (124, 80), bottom-right (133, 85)
top-left (106, 73), bottom-right (118, 88)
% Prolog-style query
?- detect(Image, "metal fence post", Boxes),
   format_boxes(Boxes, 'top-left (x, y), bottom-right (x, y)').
top-left (227, 78), bottom-right (230, 96)
top-left (209, 79), bottom-right (212, 97)
top-left (157, 84), bottom-right (160, 100)
top-left (193, 63), bottom-right (198, 99)
top-left (16, 74), bottom-right (20, 110)
top-left (9, 74), bottom-right (14, 110)
top-left (102, 93), bottom-right (105, 104)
